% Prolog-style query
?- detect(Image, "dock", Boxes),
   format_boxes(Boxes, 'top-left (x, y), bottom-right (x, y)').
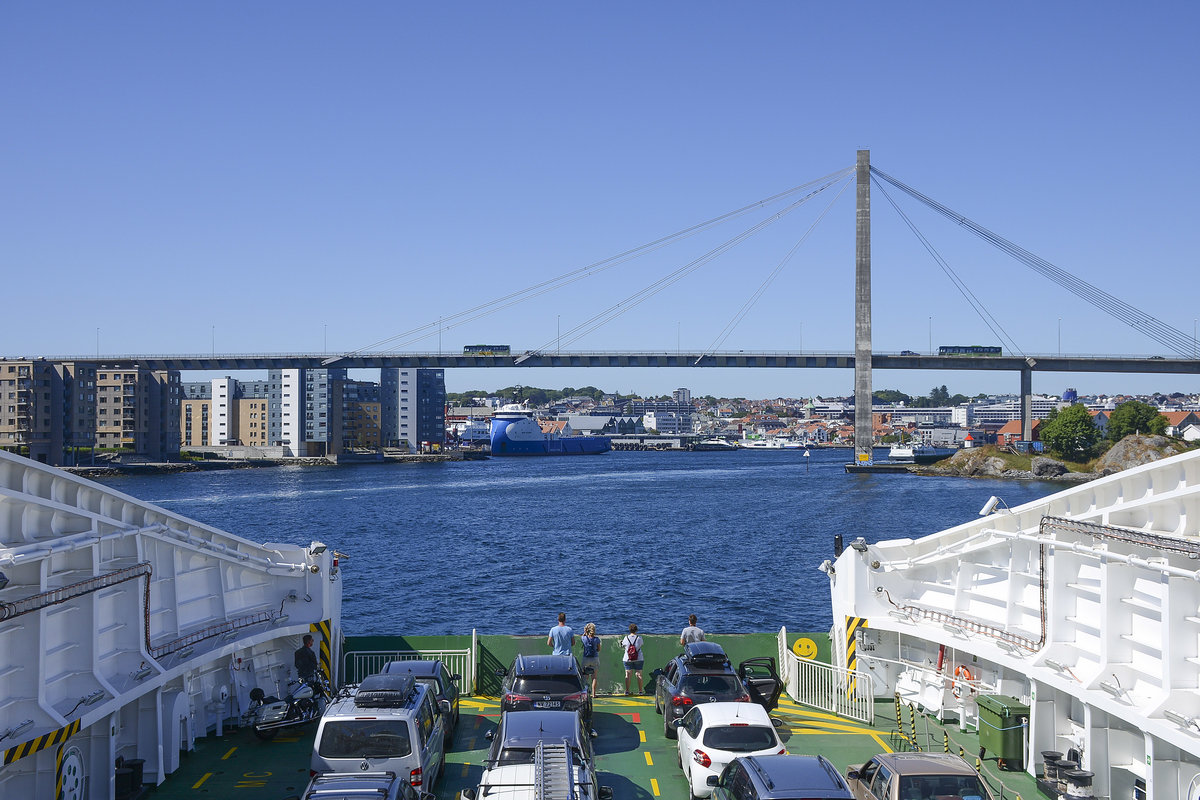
top-left (845, 461), bottom-right (914, 474)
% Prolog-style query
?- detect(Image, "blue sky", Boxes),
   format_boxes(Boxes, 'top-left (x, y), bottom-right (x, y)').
top-left (3, 3), bottom-right (1198, 399)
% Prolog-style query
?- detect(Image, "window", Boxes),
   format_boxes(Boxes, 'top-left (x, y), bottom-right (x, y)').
top-left (869, 764), bottom-right (892, 799)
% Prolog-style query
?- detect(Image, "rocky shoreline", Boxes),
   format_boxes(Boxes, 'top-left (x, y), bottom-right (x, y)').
top-left (911, 435), bottom-right (1193, 482)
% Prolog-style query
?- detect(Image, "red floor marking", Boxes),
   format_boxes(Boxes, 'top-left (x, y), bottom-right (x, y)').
top-left (631, 713), bottom-right (640, 724)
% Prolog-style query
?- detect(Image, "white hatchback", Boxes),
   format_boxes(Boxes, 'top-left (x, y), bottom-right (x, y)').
top-left (673, 702), bottom-right (785, 799)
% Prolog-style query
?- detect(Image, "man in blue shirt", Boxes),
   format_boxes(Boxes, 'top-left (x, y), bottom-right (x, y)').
top-left (548, 612), bottom-right (575, 656)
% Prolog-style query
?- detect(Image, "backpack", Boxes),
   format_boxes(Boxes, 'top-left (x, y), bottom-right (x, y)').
top-left (582, 636), bottom-right (599, 658)
top-left (625, 636), bottom-right (640, 661)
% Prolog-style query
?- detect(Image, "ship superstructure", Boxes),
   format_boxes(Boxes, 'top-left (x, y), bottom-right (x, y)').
top-left (829, 447), bottom-right (1200, 799)
top-left (0, 450), bottom-right (342, 799)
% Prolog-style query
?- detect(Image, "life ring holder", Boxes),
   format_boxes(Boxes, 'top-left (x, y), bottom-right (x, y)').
top-left (952, 665), bottom-right (975, 699)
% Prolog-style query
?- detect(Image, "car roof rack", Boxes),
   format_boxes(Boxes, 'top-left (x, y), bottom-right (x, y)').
top-left (683, 641), bottom-right (728, 663)
top-left (534, 741), bottom-right (577, 800)
top-left (354, 674), bottom-right (416, 708)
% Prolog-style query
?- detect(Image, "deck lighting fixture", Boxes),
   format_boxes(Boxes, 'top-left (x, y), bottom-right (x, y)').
top-left (1099, 679), bottom-right (1126, 697)
top-left (309, 542), bottom-right (327, 556)
top-left (134, 666), bottom-right (154, 681)
top-left (69, 689), bottom-right (106, 716)
top-left (888, 610), bottom-right (910, 621)
top-left (1044, 658), bottom-right (1067, 672)
top-left (1163, 709), bottom-right (1200, 731)
top-left (272, 614), bottom-right (290, 626)
top-left (0, 719), bottom-right (34, 742)
top-left (849, 537), bottom-right (869, 552)
top-left (177, 646), bottom-right (194, 659)
top-left (997, 640), bottom-right (1023, 655)
top-left (979, 496), bottom-right (1000, 516)
top-left (222, 630), bottom-right (240, 641)
top-left (0, 570), bottom-right (8, 591)
top-left (942, 623), bottom-right (963, 636)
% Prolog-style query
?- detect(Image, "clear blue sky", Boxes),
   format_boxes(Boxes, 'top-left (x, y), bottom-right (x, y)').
top-left (3, 2), bottom-right (1198, 399)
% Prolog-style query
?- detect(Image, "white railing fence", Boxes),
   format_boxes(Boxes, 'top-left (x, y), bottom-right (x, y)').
top-left (777, 626), bottom-right (875, 724)
top-left (344, 637), bottom-right (476, 694)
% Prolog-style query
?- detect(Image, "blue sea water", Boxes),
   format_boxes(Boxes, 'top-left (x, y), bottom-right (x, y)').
top-left (98, 449), bottom-right (1064, 637)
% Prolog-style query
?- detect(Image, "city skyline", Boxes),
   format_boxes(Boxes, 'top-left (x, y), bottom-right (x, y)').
top-left (3, 4), bottom-right (1198, 399)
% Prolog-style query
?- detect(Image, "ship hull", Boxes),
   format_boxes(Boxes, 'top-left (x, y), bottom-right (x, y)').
top-left (489, 414), bottom-right (611, 456)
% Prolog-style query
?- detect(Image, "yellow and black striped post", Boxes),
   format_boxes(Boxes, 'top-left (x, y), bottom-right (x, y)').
top-left (907, 702), bottom-right (918, 751)
top-left (943, 730), bottom-right (950, 753)
top-left (845, 616), bottom-right (867, 695)
top-left (3, 718), bottom-right (80, 767)
top-left (310, 619), bottom-right (332, 681)
top-left (893, 694), bottom-right (903, 736)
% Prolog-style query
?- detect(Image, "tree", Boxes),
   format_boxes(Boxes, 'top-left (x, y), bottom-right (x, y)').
top-left (873, 389), bottom-right (911, 404)
top-left (1039, 404), bottom-right (1100, 460)
top-left (1107, 401), bottom-right (1167, 441)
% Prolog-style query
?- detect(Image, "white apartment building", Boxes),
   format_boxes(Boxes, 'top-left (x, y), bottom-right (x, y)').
top-left (211, 378), bottom-right (233, 445)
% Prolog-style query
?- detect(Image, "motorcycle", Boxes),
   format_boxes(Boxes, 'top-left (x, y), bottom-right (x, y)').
top-left (243, 672), bottom-right (331, 740)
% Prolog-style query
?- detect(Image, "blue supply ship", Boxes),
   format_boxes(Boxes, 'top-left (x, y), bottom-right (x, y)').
top-left (489, 405), bottom-right (611, 455)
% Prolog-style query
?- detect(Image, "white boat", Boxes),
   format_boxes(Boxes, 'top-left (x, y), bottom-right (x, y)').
top-left (739, 437), bottom-right (803, 450)
top-left (0, 450), bottom-right (343, 797)
top-left (827, 446), bottom-right (1200, 799)
top-left (693, 438), bottom-right (739, 451)
top-left (887, 441), bottom-right (957, 463)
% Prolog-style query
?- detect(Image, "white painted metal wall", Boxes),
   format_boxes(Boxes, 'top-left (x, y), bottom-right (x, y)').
top-left (0, 450), bottom-right (342, 799)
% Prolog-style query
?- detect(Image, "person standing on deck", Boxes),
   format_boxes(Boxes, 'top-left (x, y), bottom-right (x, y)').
top-left (580, 622), bottom-right (601, 695)
top-left (680, 614), bottom-right (705, 645)
top-left (295, 634), bottom-right (318, 682)
top-left (621, 623), bottom-right (644, 695)
top-left (548, 612), bottom-right (575, 656)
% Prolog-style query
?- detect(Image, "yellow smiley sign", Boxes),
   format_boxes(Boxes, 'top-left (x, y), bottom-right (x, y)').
top-left (792, 638), bottom-right (818, 659)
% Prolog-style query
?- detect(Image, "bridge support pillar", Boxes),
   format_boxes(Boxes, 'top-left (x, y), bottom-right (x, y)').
top-left (1020, 362), bottom-right (1034, 442)
top-left (854, 149), bottom-right (873, 463)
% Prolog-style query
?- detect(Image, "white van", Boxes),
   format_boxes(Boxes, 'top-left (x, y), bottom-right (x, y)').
top-left (311, 674), bottom-right (446, 791)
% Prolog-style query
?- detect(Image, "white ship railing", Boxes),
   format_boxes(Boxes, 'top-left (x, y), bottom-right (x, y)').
top-left (777, 627), bottom-right (874, 723)
top-left (343, 630), bottom-right (477, 693)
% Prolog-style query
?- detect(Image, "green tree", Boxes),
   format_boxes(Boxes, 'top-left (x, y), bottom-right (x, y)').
top-left (1107, 400), bottom-right (1167, 441)
top-left (1039, 404), bottom-right (1100, 460)
top-left (873, 389), bottom-right (911, 404)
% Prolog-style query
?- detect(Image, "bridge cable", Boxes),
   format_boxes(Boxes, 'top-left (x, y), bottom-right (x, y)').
top-left (872, 176), bottom-right (1025, 358)
top-left (340, 167), bottom-right (855, 355)
top-left (871, 167), bottom-right (1196, 357)
top-left (701, 174), bottom-right (854, 359)
top-left (527, 174), bottom-right (849, 356)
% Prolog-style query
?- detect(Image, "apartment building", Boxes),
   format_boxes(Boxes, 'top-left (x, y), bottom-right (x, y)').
top-left (380, 368), bottom-right (445, 452)
top-left (330, 379), bottom-right (382, 453)
top-left (95, 367), bottom-right (181, 460)
top-left (180, 382), bottom-right (211, 448)
top-left (267, 368), bottom-right (347, 456)
top-left (0, 360), bottom-right (59, 463)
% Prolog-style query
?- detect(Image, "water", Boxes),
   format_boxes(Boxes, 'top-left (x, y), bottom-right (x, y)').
top-left (98, 449), bottom-right (1064, 637)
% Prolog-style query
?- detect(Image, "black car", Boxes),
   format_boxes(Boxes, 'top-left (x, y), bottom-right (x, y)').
top-left (482, 709), bottom-right (596, 768)
top-left (496, 654), bottom-right (592, 724)
top-left (709, 755), bottom-right (853, 800)
top-left (382, 659), bottom-right (462, 745)
top-left (652, 642), bottom-right (782, 739)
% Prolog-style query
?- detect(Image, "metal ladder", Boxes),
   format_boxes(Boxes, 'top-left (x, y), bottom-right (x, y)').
top-left (533, 741), bottom-right (576, 800)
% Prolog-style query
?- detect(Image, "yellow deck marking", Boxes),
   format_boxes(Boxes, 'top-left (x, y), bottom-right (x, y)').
top-left (461, 763), bottom-right (469, 777)
top-left (221, 747), bottom-right (237, 760)
top-left (639, 730), bottom-right (646, 743)
top-left (650, 778), bottom-right (660, 796)
top-left (192, 773), bottom-right (212, 789)
top-left (870, 732), bottom-right (893, 753)
top-left (461, 699), bottom-right (500, 710)
top-left (644, 751), bottom-right (653, 766)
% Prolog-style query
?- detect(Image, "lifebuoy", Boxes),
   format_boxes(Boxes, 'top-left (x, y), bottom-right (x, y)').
top-left (952, 665), bottom-right (975, 699)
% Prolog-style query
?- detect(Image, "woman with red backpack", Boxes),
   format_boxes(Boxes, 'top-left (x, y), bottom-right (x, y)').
top-left (620, 623), bottom-right (644, 695)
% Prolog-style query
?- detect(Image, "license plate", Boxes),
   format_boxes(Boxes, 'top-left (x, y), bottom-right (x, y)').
top-left (533, 701), bottom-right (561, 709)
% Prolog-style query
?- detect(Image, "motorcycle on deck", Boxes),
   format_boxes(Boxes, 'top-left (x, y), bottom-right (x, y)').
top-left (243, 672), bottom-right (331, 740)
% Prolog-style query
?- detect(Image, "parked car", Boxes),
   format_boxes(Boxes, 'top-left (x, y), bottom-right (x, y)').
top-left (653, 642), bottom-right (782, 739)
top-left (673, 702), bottom-right (785, 799)
top-left (900, 350), bottom-right (919, 356)
top-left (846, 752), bottom-right (995, 800)
top-left (311, 674), bottom-right (446, 792)
top-left (381, 659), bottom-right (461, 744)
top-left (295, 770), bottom-right (432, 800)
top-left (462, 710), bottom-right (612, 800)
top-left (709, 755), bottom-right (853, 800)
top-left (496, 654), bottom-right (592, 724)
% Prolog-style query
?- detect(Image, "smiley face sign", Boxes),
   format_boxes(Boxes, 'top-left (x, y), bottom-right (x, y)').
top-left (792, 637), bottom-right (818, 659)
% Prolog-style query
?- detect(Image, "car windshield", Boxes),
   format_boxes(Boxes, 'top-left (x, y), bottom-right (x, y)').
top-left (319, 720), bottom-right (412, 758)
top-left (514, 675), bottom-right (582, 694)
top-left (701, 725), bottom-right (776, 752)
top-left (897, 774), bottom-right (988, 799)
top-left (680, 675), bottom-right (741, 695)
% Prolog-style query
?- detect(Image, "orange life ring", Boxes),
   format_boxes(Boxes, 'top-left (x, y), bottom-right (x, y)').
top-left (952, 665), bottom-right (974, 699)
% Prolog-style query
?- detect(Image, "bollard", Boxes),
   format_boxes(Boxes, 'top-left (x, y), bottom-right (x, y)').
top-left (959, 745), bottom-right (965, 759)
top-left (943, 730), bottom-right (950, 753)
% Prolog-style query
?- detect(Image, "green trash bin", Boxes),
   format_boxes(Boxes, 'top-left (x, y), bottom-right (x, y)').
top-left (977, 694), bottom-right (1029, 770)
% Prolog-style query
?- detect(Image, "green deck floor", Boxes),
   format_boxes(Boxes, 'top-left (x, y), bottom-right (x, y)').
top-left (149, 696), bottom-right (1044, 800)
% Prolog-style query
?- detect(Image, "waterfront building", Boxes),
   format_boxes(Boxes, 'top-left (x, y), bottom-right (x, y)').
top-left (330, 379), bottom-right (382, 453)
top-left (381, 368), bottom-right (445, 452)
top-left (643, 410), bottom-right (688, 435)
top-left (95, 366), bottom-right (181, 460)
top-left (672, 387), bottom-right (691, 404)
top-left (267, 368), bottom-right (347, 456)
top-left (965, 395), bottom-right (1064, 426)
top-left (180, 386), bottom-right (211, 449)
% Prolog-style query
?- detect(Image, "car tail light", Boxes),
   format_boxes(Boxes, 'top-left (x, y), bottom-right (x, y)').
top-left (777, 748), bottom-right (787, 755)
top-left (736, 693), bottom-right (751, 702)
top-left (671, 695), bottom-right (694, 706)
top-left (692, 749), bottom-right (711, 768)
top-left (310, 770), bottom-right (318, 778)
top-left (504, 692), bottom-right (532, 703)
top-left (563, 692), bottom-right (587, 703)
top-left (410, 766), bottom-right (422, 787)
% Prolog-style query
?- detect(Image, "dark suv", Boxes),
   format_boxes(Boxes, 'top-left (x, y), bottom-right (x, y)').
top-left (653, 643), bottom-right (782, 739)
top-left (496, 654), bottom-right (592, 724)
top-left (710, 755), bottom-right (853, 800)
top-left (382, 659), bottom-right (461, 745)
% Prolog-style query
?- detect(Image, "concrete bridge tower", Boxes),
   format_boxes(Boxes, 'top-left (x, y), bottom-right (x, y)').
top-left (854, 149), bottom-right (873, 463)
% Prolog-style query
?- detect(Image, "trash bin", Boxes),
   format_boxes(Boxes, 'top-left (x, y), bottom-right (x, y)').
top-left (977, 694), bottom-right (1029, 770)
top-left (125, 758), bottom-right (145, 787)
